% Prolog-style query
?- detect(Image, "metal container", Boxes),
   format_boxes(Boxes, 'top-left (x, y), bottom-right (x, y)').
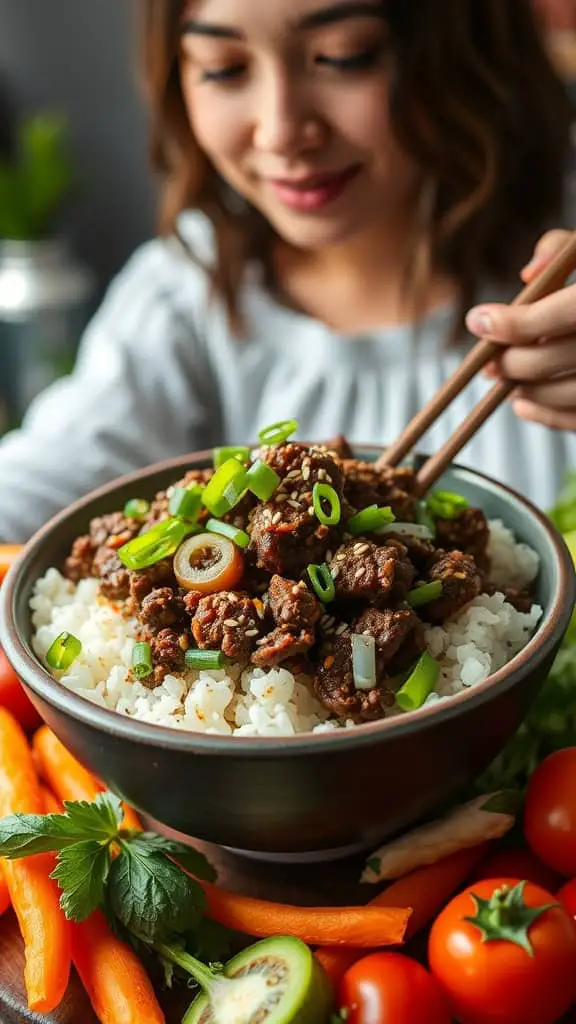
top-left (0, 238), bottom-right (95, 434)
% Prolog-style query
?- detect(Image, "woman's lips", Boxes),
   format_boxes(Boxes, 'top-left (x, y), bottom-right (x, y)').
top-left (267, 166), bottom-right (361, 212)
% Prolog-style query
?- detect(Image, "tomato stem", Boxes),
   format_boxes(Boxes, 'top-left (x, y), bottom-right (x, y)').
top-left (464, 881), bottom-right (558, 956)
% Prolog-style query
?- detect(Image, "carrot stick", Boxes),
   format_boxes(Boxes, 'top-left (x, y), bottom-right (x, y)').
top-left (71, 911), bottom-right (165, 1024)
top-left (315, 842), bottom-right (489, 984)
top-left (40, 784), bottom-right (63, 815)
top-left (0, 544), bottom-right (22, 583)
top-left (32, 726), bottom-right (142, 830)
top-left (203, 882), bottom-right (410, 947)
top-left (0, 708), bottom-right (71, 1012)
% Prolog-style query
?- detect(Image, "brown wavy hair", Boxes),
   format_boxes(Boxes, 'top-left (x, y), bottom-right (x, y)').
top-left (142, 0), bottom-right (573, 331)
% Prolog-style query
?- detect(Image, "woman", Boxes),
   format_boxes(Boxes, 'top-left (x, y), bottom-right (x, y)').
top-left (0, 0), bottom-right (574, 541)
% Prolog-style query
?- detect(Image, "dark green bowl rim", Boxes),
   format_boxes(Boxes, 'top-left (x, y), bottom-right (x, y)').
top-left (1, 446), bottom-right (574, 757)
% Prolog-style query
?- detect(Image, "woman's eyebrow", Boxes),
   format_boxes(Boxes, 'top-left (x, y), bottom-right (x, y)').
top-left (180, 0), bottom-right (385, 40)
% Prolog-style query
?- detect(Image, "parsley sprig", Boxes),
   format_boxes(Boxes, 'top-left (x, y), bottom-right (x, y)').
top-left (0, 792), bottom-right (216, 945)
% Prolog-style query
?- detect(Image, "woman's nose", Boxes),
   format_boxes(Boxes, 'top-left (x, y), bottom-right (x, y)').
top-left (252, 72), bottom-right (325, 156)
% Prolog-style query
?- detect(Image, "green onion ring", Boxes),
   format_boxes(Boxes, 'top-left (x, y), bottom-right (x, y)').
top-left (117, 517), bottom-right (199, 570)
top-left (168, 484), bottom-right (203, 521)
top-left (307, 563), bottom-right (336, 603)
top-left (132, 641), bottom-right (153, 680)
top-left (185, 649), bottom-right (227, 670)
top-left (407, 580), bottom-right (443, 608)
top-left (213, 446), bottom-right (250, 469)
top-left (202, 458), bottom-right (248, 517)
top-left (258, 419), bottom-right (299, 445)
top-left (205, 517), bottom-right (250, 548)
top-left (396, 652), bottom-right (440, 711)
top-left (46, 632), bottom-right (82, 672)
top-left (123, 498), bottom-right (150, 520)
top-left (347, 505), bottom-right (396, 535)
top-left (426, 490), bottom-right (470, 520)
top-left (312, 482), bottom-right (341, 526)
top-left (246, 460), bottom-right (281, 501)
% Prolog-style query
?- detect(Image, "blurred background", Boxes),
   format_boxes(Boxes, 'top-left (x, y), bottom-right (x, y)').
top-left (0, 1), bottom-right (575, 436)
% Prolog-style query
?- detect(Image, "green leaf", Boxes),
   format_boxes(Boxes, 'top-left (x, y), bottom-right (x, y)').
top-left (51, 840), bottom-right (111, 922)
top-left (0, 794), bottom-right (122, 858)
top-left (108, 847), bottom-right (205, 943)
top-left (365, 857), bottom-right (381, 877)
top-left (481, 790), bottom-right (522, 816)
top-left (125, 833), bottom-right (217, 882)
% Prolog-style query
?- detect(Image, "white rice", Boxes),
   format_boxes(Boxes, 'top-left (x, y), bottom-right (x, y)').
top-left (30, 520), bottom-right (542, 737)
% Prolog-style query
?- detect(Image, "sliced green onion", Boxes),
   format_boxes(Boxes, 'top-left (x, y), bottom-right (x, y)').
top-left (246, 459), bottom-right (281, 501)
top-left (202, 458), bottom-right (248, 517)
top-left (185, 649), bottom-right (227, 670)
top-left (307, 563), bottom-right (336, 603)
top-left (379, 522), bottom-right (434, 541)
top-left (415, 500), bottom-right (437, 537)
top-left (168, 484), bottom-right (203, 521)
top-left (117, 517), bottom-right (198, 570)
top-left (46, 632), bottom-right (82, 671)
top-left (426, 490), bottom-right (470, 520)
top-left (213, 446), bottom-right (250, 469)
top-left (132, 641), bottom-right (153, 680)
top-left (258, 418), bottom-right (298, 445)
top-left (396, 652), bottom-right (440, 711)
top-left (352, 633), bottom-right (377, 690)
top-left (205, 517), bottom-right (250, 548)
top-left (312, 483), bottom-right (341, 526)
top-left (407, 580), bottom-right (443, 608)
top-left (347, 505), bottom-right (396, 535)
top-left (123, 498), bottom-right (150, 520)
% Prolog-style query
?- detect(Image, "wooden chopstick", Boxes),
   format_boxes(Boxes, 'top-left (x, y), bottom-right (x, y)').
top-left (375, 231), bottom-right (576, 495)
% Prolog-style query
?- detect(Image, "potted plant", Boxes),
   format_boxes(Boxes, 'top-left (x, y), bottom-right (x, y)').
top-left (0, 113), bottom-right (94, 433)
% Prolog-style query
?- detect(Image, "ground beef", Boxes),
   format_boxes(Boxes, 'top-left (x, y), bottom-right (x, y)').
top-left (92, 547), bottom-right (132, 602)
top-left (434, 508), bottom-right (490, 572)
top-left (424, 550), bottom-right (482, 622)
top-left (314, 631), bottom-right (395, 721)
top-left (249, 444), bottom-right (344, 576)
top-left (64, 535), bottom-right (94, 583)
top-left (338, 460), bottom-right (417, 521)
top-left (139, 587), bottom-right (188, 631)
top-left (190, 591), bottom-right (263, 663)
top-left (138, 626), bottom-right (188, 687)
top-left (383, 531), bottom-right (436, 570)
top-left (251, 626), bottom-right (316, 668)
top-left (329, 539), bottom-right (415, 604)
top-left (266, 576), bottom-right (321, 630)
top-left (353, 605), bottom-right (425, 672)
top-left (129, 559), bottom-right (179, 608)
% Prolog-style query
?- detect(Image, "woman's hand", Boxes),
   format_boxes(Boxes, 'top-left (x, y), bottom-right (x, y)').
top-left (466, 230), bottom-right (576, 432)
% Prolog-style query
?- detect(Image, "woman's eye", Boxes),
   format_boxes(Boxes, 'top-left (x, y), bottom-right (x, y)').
top-left (200, 64), bottom-right (245, 83)
top-left (316, 48), bottom-right (382, 71)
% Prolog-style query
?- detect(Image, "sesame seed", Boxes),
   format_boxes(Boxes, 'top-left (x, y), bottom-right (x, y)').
top-left (224, 618), bottom-right (239, 627)
top-left (228, 593), bottom-right (238, 603)
top-left (302, 465), bottom-right (311, 481)
top-left (336, 552), bottom-right (347, 562)
top-left (354, 567), bottom-right (366, 580)
top-left (336, 623), bottom-right (348, 635)
top-left (317, 468), bottom-right (326, 481)
top-left (274, 493), bottom-right (287, 503)
top-left (288, 499), bottom-right (301, 510)
top-left (356, 543), bottom-right (370, 554)
top-left (245, 628), bottom-right (259, 637)
top-left (290, 490), bottom-right (299, 500)
top-left (272, 511), bottom-right (282, 524)
top-left (326, 474), bottom-right (333, 484)
top-left (308, 506), bottom-right (315, 516)
top-left (330, 567), bottom-right (340, 579)
top-left (292, 586), bottom-right (301, 596)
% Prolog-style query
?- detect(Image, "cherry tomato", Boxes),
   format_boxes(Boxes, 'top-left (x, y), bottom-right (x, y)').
top-left (337, 952), bottom-right (450, 1024)
top-left (469, 846), bottom-right (560, 893)
top-left (557, 877), bottom-right (576, 920)
top-left (428, 878), bottom-right (576, 1024)
top-left (0, 647), bottom-right (42, 731)
top-left (524, 748), bottom-right (576, 876)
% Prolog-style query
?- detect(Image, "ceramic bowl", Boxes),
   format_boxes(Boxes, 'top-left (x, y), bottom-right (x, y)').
top-left (1, 447), bottom-right (573, 859)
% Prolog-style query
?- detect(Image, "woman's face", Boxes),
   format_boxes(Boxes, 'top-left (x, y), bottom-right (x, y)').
top-left (179, 0), bottom-right (419, 250)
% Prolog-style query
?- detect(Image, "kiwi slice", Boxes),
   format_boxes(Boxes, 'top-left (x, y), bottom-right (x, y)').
top-left (182, 935), bottom-right (333, 1024)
